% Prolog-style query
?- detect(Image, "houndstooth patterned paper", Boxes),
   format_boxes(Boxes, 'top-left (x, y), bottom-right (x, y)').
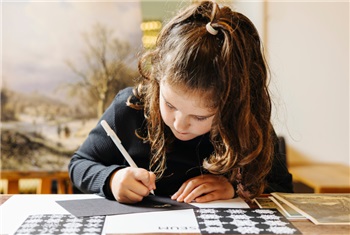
top-left (14, 214), bottom-right (105, 235)
top-left (194, 208), bottom-right (301, 234)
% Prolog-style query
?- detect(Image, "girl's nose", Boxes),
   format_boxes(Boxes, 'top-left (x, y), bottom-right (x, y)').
top-left (173, 113), bottom-right (189, 132)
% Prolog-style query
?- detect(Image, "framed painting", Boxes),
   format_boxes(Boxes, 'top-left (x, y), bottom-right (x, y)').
top-left (1, 1), bottom-right (144, 180)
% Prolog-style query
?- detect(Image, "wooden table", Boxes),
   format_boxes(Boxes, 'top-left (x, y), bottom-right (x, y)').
top-left (1, 195), bottom-right (349, 235)
top-left (289, 164), bottom-right (350, 193)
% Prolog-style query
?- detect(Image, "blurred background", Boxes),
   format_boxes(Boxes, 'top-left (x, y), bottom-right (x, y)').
top-left (1, 0), bottom-right (349, 194)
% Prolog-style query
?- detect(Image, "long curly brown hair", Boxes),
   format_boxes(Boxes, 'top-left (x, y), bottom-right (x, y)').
top-left (128, 0), bottom-right (273, 200)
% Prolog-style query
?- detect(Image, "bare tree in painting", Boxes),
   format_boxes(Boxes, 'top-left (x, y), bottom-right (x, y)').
top-left (1, 83), bottom-right (18, 122)
top-left (66, 23), bottom-right (138, 118)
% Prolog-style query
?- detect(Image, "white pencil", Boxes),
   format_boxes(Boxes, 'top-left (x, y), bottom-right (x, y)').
top-left (100, 120), bottom-right (155, 195)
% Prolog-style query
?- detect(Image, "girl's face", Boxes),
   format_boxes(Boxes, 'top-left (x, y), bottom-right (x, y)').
top-left (159, 80), bottom-right (216, 141)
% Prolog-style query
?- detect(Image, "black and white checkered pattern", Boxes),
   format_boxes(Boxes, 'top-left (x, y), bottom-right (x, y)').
top-left (14, 214), bottom-right (105, 235)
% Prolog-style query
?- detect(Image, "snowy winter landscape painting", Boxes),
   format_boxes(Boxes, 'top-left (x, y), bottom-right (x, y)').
top-left (1, 1), bottom-right (143, 171)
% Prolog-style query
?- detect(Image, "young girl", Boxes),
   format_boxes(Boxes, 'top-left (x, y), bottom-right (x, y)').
top-left (69, 0), bottom-right (293, 204)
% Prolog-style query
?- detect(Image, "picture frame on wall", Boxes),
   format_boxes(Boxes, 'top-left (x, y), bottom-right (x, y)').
top-left (1, 1), bottom-right (144, 173)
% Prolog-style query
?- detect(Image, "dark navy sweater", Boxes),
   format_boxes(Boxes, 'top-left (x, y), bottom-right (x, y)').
top-left (68, 87), bottom-right (293, 199)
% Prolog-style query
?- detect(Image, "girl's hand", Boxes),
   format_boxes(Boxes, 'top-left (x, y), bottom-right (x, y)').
top-left (109, 167), bottom-right (156, 204)
top-left (171, 174), bottom-right (234, 203)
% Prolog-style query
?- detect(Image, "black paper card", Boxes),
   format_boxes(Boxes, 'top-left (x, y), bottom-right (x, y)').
top-left (56, 195), bottom-right (197, 217)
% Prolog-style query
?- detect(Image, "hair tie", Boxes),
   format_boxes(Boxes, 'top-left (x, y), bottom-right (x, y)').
top-left (206, 22), bottom-right (218, 35)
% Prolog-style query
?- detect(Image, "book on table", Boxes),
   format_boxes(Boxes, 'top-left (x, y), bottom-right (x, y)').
top-left (254, 196), bottom-right (306, 221)
top-left (270, 192), bottom-right (350, 225)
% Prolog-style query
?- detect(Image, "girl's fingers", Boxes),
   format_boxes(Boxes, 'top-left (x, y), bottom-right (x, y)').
top-left (171, 181), bottom-right (187, 200)
top-left (131, 168), bottom-right (156, 195)
top-left (134, 168), bottom-right (156, 192)
top-left (172, 175), bottom-right (234, 203)
top-left (148, 171), bottom-right (157, 191)
top-left (120, 189), bottom-right (144, 204)
top-left (111, 167), bottom-right (156, 203)
top-left (173, 176), bottom-right (208, 202)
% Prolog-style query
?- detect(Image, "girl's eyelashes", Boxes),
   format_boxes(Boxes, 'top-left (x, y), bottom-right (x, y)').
top-left (195, 116), bottom-right (209, 121)
top-left (165, 98), bottom-right (213, 122)
top-left (166, 102), bottom-right (176, 110)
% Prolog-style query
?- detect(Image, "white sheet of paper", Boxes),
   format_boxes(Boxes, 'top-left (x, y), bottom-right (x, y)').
top-left (105, 197), bottom-right (249, 234)
top-left (104, 209), bottom-right (199, 234)
top-left (0, 194), bottom-right (248, 234)
top-left (0, 194), bottom-right (101, 235)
